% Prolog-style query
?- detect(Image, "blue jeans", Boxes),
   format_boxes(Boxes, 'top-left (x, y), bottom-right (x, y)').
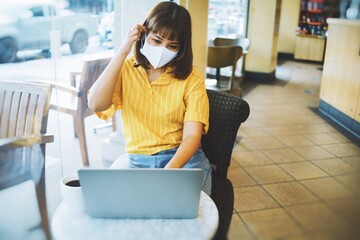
top-left (128, 147), bottom-right (212, 196)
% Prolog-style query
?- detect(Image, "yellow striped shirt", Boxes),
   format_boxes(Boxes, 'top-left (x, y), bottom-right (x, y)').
top-left (96, 56), bottom-right (209, 154)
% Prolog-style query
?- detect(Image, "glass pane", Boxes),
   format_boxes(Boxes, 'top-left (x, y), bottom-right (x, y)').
top-left (208, 0), bottom-right (248, 40)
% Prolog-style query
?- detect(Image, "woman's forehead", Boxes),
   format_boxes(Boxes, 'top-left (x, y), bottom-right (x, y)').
top-left (151, 26), bottom-right (178, 41)
top-left (151, 32), bottom-right (178, 42)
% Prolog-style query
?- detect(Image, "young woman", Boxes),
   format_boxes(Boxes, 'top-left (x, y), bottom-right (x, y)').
top-left (88, 2), bottom-right (212, 195)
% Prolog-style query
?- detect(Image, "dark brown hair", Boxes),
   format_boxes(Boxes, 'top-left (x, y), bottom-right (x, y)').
top-left (134, 1), bottom-right (193, 79)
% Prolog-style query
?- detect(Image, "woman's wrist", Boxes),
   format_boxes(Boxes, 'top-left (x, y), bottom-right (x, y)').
top-left (115, 48), bottom-right (130, 60)
top-left (165, 160), bottom-right (183, 169)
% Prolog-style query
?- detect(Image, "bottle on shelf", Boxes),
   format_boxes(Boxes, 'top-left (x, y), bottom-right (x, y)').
top-left (297, 0), bottom-right (329, 36)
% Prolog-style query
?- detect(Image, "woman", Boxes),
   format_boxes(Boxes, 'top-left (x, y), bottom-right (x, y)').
top-left (88, 2), bottom-right (211, 195)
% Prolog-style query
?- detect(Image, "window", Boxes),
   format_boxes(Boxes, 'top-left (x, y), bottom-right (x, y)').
top-left (208, 0), bottom-right (248, 40)
top-left (30, 6), bottom-right (44, 17)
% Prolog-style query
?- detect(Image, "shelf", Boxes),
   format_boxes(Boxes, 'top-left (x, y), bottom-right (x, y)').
top-left (308, 0), bottom-right (324, 3)
top-left (308, 21), bottom-right (323, 25)
top-left (308, 9), bottom-right (323, 13)
top-left (296, 33), bottom-right (326, 39)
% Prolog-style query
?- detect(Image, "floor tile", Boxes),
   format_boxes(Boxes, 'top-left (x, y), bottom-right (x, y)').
top-left (310, 224), bottom-right (360, 240)
top-left (232, 150), bottom-right (274, 167)
top-left (296, 115), bottom-right (327, 125)
top-left (263, 182), bottom-right (318, 206)
top-left (274, 116), bottom-right (304, 125)
top-left (312, 158), bottom-right (357, 176)
top-left (239, 126), bottom-right (270, 137)
top-left (341, 156), bottom-right (360, 170)
top-left (301, 177), bottom-right (354, 200)
top-left (263, 148), bottom-right (306, 163)
top-left (285, 202), bottom-right (346, 231)
top-left (244, 165), bottom-right (294, 184)
top-left (280, 233), bottom-right (313, 240)
top-left (280, 162), bottom-right (329, 180)
top-left (304, 133), bottom-right (342, 145)
top-left (262, 126), bottom-right (297, 136)
top-left (276, 134), bottom-right (314, 147)
top-left (335, 174), bottom-right (360, 194)
top-left (321, 143), bottom-right (360, 158)
top-left (234, 186), bottom-right (279, 212)
top-left (246, 136), bottom-right (285, 150)
top-left (228, 167), bottom-right (256, 188)
top-left (234, 138), bottom-right (258, 152)
top-left (291, 124), bottom-right (327, 134)
top-left (240, 208), bottom-right (302, 240)
top-left (312, 123), bottom-right (338, 133)
top-left (327, 132), bottom-right (352, 143)
top-left (229, 157), bottom-right (240, 169)
top-left (326, 196), bottom-right (360, 223)
top-left (228, 214), bottom-right (256, 240)
top-left (292, 145), bottom-right (335, 160)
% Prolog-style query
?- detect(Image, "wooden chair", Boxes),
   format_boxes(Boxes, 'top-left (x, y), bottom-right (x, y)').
top-left (0, 81), bottom-right (53, 240)
top-left (214, 37), bottom-right (251, 77)
top-left (201, 89), bottom-right (250, 240)
top-left (214, 37), bottom-right (251, 54)
top-left (206, 45), bottom-right (242, 93)
top-left (49, 56), bottom-right (112, 166)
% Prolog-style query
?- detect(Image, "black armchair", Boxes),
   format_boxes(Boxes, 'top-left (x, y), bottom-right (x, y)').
top-left (201, 89), bottom-right (250, 240)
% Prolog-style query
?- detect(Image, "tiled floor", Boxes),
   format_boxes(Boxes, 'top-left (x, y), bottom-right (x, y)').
top-left (44, 59), bottom-right (360, 239)
top-left (227, 60), bottom-right (360, 240)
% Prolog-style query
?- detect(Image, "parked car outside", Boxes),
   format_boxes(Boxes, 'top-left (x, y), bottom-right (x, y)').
top-left (97, 11), bottom-right (114, 49)
top-left (0, 0), bottom-right (99, 63)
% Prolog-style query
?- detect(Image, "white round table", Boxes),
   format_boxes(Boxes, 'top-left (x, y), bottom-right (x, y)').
top-left (51, 191), bottom-right (219, 240)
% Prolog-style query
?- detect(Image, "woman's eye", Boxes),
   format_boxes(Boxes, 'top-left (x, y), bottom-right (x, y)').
top-left (154, 39), bottom-right (161, 43)
top-left (169, 45), bottom-right (178, 50)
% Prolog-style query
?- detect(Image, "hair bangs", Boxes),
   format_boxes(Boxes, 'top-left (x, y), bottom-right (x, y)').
top-left (149, 19), bottom-right (179, 41)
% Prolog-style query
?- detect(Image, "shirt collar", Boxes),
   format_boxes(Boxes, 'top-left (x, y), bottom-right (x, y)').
top-left (133, 58), bottom-right (174, 86)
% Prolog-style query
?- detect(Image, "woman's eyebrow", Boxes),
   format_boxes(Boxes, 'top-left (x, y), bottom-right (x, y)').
top-left (153, 34), bottom-right (163, 40)
top-left (154, 34), bottom-right (178, 44)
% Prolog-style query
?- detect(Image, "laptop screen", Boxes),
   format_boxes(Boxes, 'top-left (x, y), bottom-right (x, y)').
top-left (78, 168), bottom-right (203, 219)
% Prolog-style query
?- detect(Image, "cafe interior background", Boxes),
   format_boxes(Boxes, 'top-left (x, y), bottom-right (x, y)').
top-left (1, 0), bottom-right (360, 239)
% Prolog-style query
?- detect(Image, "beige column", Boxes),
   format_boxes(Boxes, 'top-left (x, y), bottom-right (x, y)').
top-left (277, 0), bottom-right (300, 54)
top-left (180, 0), bottom-right (209, 76)
top-left (246, 0), bottom-right (282, 81)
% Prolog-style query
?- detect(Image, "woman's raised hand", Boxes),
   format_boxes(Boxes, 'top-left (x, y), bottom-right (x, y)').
top-left (118, 24), bottom-right (146, 56)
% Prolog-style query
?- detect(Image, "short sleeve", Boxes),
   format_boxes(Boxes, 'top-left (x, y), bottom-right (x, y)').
top-left (95, 66), bottom-right (123, 121)
top-left (184, 69), bottom-right (209, 134)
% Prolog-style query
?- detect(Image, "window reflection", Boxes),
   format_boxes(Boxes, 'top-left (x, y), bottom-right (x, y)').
top-left (208, 0), bottom-right (248, 40)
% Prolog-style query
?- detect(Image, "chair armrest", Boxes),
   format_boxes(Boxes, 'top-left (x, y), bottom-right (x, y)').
top-left (31, 80), bottom-right (80, 96)
top-left (40, 134), bottom-right (54, 144)
top-left (51, 82), bottom-right (80, 96)
top-left (69, 72), bottom-right (82, 87)
top-left (0, 134), bottom-right (53, 150)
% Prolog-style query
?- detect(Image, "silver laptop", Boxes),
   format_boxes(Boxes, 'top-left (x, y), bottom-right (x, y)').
top-left (77, 168), bottom-right (203, 219)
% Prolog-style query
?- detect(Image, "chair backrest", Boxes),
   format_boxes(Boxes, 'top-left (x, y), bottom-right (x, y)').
top-left (214, 37), bottom-right (251, 52)
top-left (207, 45), bottom-right (242, 69)
top-left (0, 136), bottom-right (46, 239)
top-left (201, 89), bottom-right (250, 177)
top-left (214, 37), bottom-right (241, 47)
top-left (0, 81), bottom-right (52, 138)
top-left (78, 56), bottom-right (112, 115)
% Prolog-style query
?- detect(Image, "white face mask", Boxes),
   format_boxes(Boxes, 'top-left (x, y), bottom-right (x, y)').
top-left (140, 39), bottom-right (178, 69)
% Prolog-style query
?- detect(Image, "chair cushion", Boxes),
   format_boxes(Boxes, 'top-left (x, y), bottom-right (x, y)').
top-left (211, 176), bottom-right (234, 240)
